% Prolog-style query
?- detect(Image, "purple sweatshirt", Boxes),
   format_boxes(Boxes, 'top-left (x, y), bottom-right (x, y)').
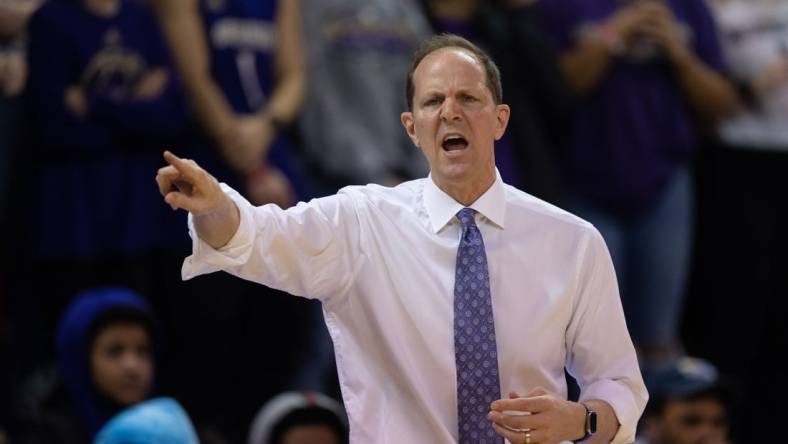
top-left (538, 0), bottom-right (727, 215)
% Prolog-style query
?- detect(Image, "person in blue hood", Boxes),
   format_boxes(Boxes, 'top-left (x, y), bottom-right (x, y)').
top-left (14, 287), bottom-right (156, 443)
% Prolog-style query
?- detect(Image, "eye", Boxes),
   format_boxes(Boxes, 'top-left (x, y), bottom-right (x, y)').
top-left (423, 96), bottom-right (442, 107)
top-left (461, 94), bottom-right (477, 103)
top-left (107, 344), bottom-right (125, 358)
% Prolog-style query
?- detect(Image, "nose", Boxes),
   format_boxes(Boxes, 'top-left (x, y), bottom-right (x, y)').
top-left (440, 97), bottom-right (462, 122)
top-left (120, 350), bottom-right (146, 374)
top-left (696, 424), bottom-right (725, 441)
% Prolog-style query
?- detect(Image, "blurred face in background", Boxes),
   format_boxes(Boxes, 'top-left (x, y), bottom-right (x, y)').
top-left (90, 322), bottom-right (153, 405)
top-left (280, 425), bottom-right (340, 444)
top-left (648, 396), bottom-right (729, 444)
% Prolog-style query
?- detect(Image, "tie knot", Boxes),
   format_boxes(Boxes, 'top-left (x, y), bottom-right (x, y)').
top-left (457, 208), bottom-right (477, 229)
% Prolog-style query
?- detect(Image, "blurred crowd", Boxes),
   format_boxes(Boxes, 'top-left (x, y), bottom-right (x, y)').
top-left (1, 0), bottom-right (786, 442)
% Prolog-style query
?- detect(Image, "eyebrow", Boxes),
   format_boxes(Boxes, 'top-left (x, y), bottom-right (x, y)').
top-left (420, 88), bottom-right (480, 98)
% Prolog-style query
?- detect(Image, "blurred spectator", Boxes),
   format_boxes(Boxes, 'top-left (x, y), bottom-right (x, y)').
top-left (298, 0), bottom-right (430, 195)
top-left (637, 357), bottom-right (734, 444)
top-left (153, 0), bottom-right (304, 207)
top-left (93, 397), bottom-right (199, 444)
top-left (295, 0), bottom-right (431, 401)
top-left (0, 0), bottom-right (39, 238)
top-left (13, 288), bottom-right (156, 443)
top-left (538, 0), bottom-right (738, 368)
top-left (422, 0), bottom-right (569, 203)
top-left (711, 0), bottom-right (788, 149)
top-left (152, 0), bottom-right (321, 438)
top-left (22, 0), bottom-right (188, 260)
top-left (7, 0), bottom-right (188, 427)
top-left (248, 392), bottom-right (348, 444)
top-left (684, 1), bottom-right (788, 440)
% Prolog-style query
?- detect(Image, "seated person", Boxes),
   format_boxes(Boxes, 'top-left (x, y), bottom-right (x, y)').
top-left (93, 397), bottom-right (198, 444)
top-left (248, 391), bottom-right (347, 444)
top-left (14, 287), bottom-right (155, 443)
top-left (638, 357), bottom-right (734, 444)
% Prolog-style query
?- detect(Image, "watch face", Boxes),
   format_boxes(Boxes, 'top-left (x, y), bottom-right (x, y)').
top-left (588, 410), bottom-right (598, 434)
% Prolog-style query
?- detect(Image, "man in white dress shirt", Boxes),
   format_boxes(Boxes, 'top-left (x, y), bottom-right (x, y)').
top-left (156, 34), bottom-right (647, 444)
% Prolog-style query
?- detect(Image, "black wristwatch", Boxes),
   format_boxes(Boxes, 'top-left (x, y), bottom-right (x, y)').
top-left (574, 402), bottom-right (597, 442)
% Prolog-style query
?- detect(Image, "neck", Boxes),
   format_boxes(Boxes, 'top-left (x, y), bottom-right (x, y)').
top-left (434, 170), bottom-right (496, 206)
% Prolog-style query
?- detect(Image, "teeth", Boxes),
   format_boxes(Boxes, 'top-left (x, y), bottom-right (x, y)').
top-left (445, 135), bottom-right (463, 141)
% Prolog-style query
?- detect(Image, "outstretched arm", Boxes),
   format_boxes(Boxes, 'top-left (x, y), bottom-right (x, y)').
top-left (156, 150), bottom-right (364, 301)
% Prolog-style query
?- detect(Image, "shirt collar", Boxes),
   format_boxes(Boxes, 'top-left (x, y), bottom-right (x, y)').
top-left (423, 169), bottom-right (506, 233)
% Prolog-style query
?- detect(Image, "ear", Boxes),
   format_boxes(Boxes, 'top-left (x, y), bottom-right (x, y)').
top-left (493, 104), bottom-right (510, 141)
top-left (401, 111), bottom-right (419, 147)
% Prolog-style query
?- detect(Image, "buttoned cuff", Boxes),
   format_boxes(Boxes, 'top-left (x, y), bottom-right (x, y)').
top-left (580, 379), bottom-right (647, 444)
top-left (181, 183), bottom-right (256, 280)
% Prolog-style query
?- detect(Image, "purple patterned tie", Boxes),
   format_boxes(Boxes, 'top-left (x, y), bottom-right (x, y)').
top-left (454, 208), bottom-right (503, 444)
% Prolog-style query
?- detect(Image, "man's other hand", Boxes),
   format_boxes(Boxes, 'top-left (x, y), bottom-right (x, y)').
top-left (489, 388), bottom-right (587, 444)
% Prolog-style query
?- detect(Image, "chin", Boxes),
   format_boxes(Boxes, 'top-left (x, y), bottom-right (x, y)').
top-left (115, 391), bottom-right (147, 406)
top-left (437, 161), bottom-right (474, 178)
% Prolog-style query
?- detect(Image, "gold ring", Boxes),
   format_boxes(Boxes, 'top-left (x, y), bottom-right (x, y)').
top-left (524, 431), bottom-right (531, 444)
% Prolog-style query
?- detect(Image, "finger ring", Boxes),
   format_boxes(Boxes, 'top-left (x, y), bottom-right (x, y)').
top-left (504, 425), bottom-right (530, 433)
top-left (524, 431), bottom-right (531, 444)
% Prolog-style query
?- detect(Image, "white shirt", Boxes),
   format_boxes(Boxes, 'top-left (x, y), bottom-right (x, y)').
top-left (183, 173), bottom-right (648, 444)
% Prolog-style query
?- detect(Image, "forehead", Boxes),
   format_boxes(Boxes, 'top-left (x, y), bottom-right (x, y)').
top-left (95, 322), bottom-right (150, 341)
top-left (665, 397), bottom-right (725, 416)
top-left (413, 47), bottom-right (488, 94)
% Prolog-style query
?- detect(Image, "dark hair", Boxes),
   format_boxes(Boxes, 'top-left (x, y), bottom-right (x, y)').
top-left (87, 307), bottom-right (154, 352)
top-left (270, 407), bottom-right (348, 444)
top-left (405, 33), bottom-right (503, 110)
top-left (644, 386), bottom-right (731, 419)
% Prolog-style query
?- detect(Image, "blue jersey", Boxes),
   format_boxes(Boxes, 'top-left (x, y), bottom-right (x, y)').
top-left (200, 0), bottom-right (278, 114)
top-left (196, 0), bottom-right (306, 199)
top-left (25, 0), bottom-right (189, 258)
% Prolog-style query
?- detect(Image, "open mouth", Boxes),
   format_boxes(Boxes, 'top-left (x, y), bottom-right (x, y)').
top-left (442, 135), bottom-right (468, 151)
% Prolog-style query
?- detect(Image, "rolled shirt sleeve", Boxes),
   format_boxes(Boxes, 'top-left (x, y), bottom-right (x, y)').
top-left (182, 184), bottom-right (258, 279)
top-left (565, 227), bottom-right (648, 443)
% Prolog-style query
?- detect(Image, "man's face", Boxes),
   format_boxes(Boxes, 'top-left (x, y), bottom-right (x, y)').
top-left (401, 47), bottom-right (509, 200)
top-left (649, 397), bottom-right (729, 444)
top-left (90, 322), bottom-right (153, 406)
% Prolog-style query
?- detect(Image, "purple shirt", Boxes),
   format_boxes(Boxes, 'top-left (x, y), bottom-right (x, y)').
top-left (539, 0), bottom-right (727, 215)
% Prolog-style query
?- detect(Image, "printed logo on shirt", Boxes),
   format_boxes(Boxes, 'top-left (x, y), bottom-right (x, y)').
top-left (211, 18), bottom-right (276, 52)
top-left (81, 28), bottom-right (146, 101)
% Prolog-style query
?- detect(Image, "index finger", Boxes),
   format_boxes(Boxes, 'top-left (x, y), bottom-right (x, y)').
top-left (163, 150), bottom-right (199, 178)
top-left (491, 396), bottom-right (549, 414)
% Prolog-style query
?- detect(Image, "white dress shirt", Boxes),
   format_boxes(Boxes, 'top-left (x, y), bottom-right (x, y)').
top-left (183, 172), bottom-right (648, 443)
